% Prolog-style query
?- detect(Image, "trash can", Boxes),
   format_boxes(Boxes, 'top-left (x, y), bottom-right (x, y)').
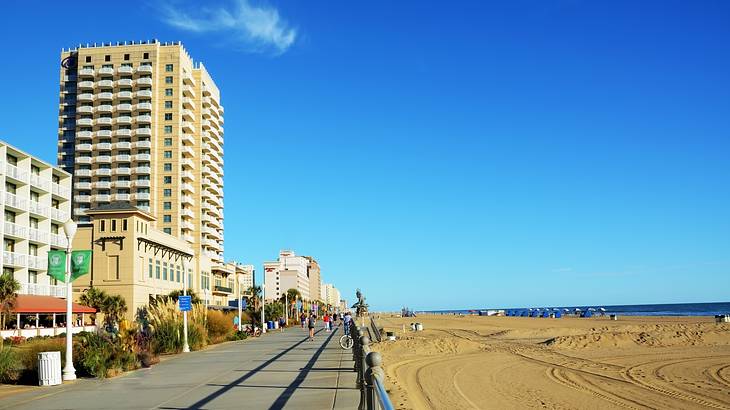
top-left (273, 321), bottom-right (279, 329)
top-left (610, 314), bottom-right (618, 321)
top-left (38, 351), bottom-right (62, 386)
top-left (267, 321), bottom-right (274, 329)
top-left (415, 323), bottom-right (423, 331)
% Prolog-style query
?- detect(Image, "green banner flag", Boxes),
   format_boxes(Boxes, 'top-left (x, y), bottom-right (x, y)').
top-left (47, 250), bottom-right (67, 283)
top-left (70, 250), bottom-right (92, 281)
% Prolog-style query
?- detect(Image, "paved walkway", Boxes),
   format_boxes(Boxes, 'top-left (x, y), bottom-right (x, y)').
top-left (0, 326), bottom-right (359, 410)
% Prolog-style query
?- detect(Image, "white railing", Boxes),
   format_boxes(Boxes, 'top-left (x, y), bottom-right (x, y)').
top-left (4, 222), bottom-right (26, 238)
top-left (4, 192), bottom-right (27, 210)
top-left (28, 227), bottom-right (49, 244)
top-left (20, 282), bottom-right (66, 297)
top-left (3, 251), bottom-right (26, 267)
top-left (51, 208), bottom-right (69, 221)
top-left (5, 164), bottom-right (29, 183)
top-left (29, 174), bottom-right (51, 191)
top-left (0, 326), bottom-right (97, 339)
top-left (27, 255), bottom-right (47, 270)
top-left (50, 233), bottom-right (68, 248)
top-left (29, 201), bottom-right (51, 217)
top-left (51, 183), bottom-right (70, 198)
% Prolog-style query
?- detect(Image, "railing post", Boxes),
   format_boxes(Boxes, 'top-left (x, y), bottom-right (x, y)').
top-left (358, 334), bottom-right (370, 410)
top-left (365, 351), bottom-right (382, 410)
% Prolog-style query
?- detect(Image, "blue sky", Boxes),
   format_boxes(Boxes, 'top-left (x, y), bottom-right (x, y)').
top-left (1, 1), bottom-right (729, 310)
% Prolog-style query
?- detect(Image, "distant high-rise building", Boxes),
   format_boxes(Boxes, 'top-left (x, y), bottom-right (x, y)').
top-left (57, 40), bottom-right (229, 298)
top-left (264, 250), bottom-right (314, 301)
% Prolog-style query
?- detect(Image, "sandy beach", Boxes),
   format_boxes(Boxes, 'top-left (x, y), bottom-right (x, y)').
top-left (371, 314), bottom-right (730, 409)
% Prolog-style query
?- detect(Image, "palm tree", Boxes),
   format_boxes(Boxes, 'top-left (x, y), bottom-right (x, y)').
top-left (102, 294), bottom-right (128, 331)
top-left (0, 272), bottom-right (20, 346)
top-left (279, 288), bottom-right (301, 321)
top-left (246, 286), bottom-right (261, 311)
top-left (79, 287), bottom-right (108, 326)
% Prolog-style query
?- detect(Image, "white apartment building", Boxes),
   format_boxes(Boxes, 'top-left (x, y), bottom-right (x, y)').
top-left (264, 250), bottom-right (311, 301)
top-left (321, 283), bottom-right (341, 309)
top-left (1, 141), bottom-right (72, 297)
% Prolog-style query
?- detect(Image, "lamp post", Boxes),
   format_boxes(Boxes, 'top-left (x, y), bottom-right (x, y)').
top-left (260, 273), bottom-right (266, 334)
top-left (62, 220), bottom-right (77, 381)
top-left (182, 258), bottom-right (190, 353)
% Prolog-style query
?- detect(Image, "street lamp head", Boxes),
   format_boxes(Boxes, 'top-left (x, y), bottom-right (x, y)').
top-left (63, 219), bottom-right (77, 240)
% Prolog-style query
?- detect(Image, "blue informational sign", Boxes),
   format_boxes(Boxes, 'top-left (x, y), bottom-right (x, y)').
top-left (178, 296), bottom-right (192, 312)
top-left (241, 298), bottom-right (247, 310)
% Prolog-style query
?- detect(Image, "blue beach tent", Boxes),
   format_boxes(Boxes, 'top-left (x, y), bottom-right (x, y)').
top-left (521, 310), bottom-right (529, 317)
top-left (554, 310), bottom-right (562, 318)
top-left (541, 310), bottom-right (550, 318)
top-left (581, 310), bottom-right (593, 318)
top-left (530, 310), bottom-right (539, 317)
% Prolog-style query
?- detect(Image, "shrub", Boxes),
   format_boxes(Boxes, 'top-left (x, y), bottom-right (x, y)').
top-left (207, 310), bottom-right (234, 343)
top-left (15, 338), bottom-right (64, 383)
top-left (0, 347), bottom-right (19, 383)
top-left (227, 331), bottom-right (247, 341)
top-left (73, 332), bottom-right (138, 378)
top-left (146, 300), bottom-right (207, 354)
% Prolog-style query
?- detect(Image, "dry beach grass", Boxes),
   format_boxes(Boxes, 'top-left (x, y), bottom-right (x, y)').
top-left (372, 315), bottom-right (730, 409)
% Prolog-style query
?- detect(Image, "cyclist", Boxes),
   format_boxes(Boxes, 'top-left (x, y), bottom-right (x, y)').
top-left (343, 311), bottom-right (352, 336)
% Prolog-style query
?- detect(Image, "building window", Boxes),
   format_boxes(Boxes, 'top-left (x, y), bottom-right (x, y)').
top-left (163, 228), bottom-right (172, 235)
top-left (164, 138), bottom-right (172, 146)
top-left (164, 189), bottom-right (172, 197)
top-left (156, 260), bottom-right (160, 279)
top-left (165, 76), bottom-right (173, 84)
top-left (111, 220), bottom-right (116, 231)
top-left (122, 219), bottom-right (127, 231)
top-left (28, 271), bottom-right (38, 284)
top-left (148, 258), bottom-right (153, 278)
top-left (165, 88), bottom-right (173, 96)
top-left (164, 113), bottom-right (173, 121)
top-left (100, 220), bottom-right (105, 231)
top-left (143, 52), bottom-right (149, 59)
top-left (164, 151), bottom-right (172, 159)
top-left (163, 202), bottom-right (172, 210)
top-left (163, 215), bottom-right (172, 223)
top-left (165, 64), bottom-right (173, 72)
top-left (164, 176), bottom-right (172, 184)
top-left (164, 163), bottom-right (172, 172)
top-left (165, 101), bottom-right (173, 109)
top-left (85, 56), bottom-right (91, 63)
top-left (176, 267), bottom-right (181, 283)
top-left (124, 53), bottom-right (130, 61)
top-left (164, 126), bottom-right (173, 134)
top-left (105, 55), bottom-right (110, 62)
top-left (163, 262), bottom-right (168, 280)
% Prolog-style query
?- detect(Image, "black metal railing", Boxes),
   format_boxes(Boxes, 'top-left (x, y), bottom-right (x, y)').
top-left (351, 324), bottom-right (394, 410)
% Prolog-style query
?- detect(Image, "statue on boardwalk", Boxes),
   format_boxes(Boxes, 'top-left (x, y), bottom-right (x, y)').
top-left (352, 288), bottom-right (369, 317)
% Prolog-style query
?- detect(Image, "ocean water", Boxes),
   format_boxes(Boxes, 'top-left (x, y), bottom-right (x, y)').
top-left (423, 302), bottom-right (730, 317)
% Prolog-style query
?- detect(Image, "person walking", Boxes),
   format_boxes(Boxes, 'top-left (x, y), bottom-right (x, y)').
top-left (308, 313), bottom-right (316, 341)
top-left (323, 313), bottom-right (330, 332)
top-left (343, 311), bottom-right (352, 336)
top-left (300, 312), bottom-right (306, 329)
top-left (278, 316), bottom-right (285, 332)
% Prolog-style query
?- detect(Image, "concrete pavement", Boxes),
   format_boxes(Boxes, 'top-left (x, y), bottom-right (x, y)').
top-left (0, 325), bottom-right (359, 409)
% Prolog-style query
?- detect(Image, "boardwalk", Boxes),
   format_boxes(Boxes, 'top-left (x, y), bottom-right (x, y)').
top-left (0, 326), bottom-right (358, 410)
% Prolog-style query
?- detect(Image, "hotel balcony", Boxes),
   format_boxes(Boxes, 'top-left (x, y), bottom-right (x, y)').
top-left (135, 166), bottom-right (151, 174)
top-left (135, 128), bottom-right (152, 137)
top-left (115, 154), bottom-right (131, 162)
top-left (77, 118), bottom-right (93, 126)
top-left (212, 285), bottom-right (233, 295)
top-left (136, 90), bottom-right (153, 98)
top-left (114, 180), bottom-right (131, 188)
top-left (3, 251), bottom-right (26, 268)
top-left (51, 183), bottom-right (70, 199)
top-left (182, 97), bottom-right (194, 109)
top-left (74, 194), bottom-right (91, 203)
top-left (116, 103), bottom-right (132, 112)
top-left (94, 181), bottom-right (111, 189)
top-left (77, 106), bottom-right (93, 114)
top-left (136, 114), bottom-right (152, 124)
top-left (136, 102), bottom-right (152, 111)
top-left (94, 168), bottom-right (112, 176)
top-left (133, 193), bottom-right (151, 200)
top-left (136, 78), bottom-right (153, 87)
top-left (76, 143), bottom-right (92, 152)
top-left (97, 79), bottom-right (114, 88)
top-left (28, 227), bottom-right (49, 244)
top-left (202, 120), bottom-right (211, 130)
top-left (77, 93), bottom-right (94, 102)
top-left (134, 153), bottom-right (151, 161)
top-left (77, 130), bottom-right (93, 139)
top-left (117, 78), bottom-right (133, 87)
top-left (115, 141), bottom-right (132, 149)
top-left (133, 179), bottom-right (151, 187)
top-left (94, 194), bottom-right (111, 202)
top-left (98, 67), bottom-right (114, 75)
top-left (115, 193), bottom-right (130, 201)
top-left (182, 109), bottom-right (194, 120)
top-left (181, 195), bottom-right (194, 205)
top-left (96, 104), bottom-right (113, 113)
top-left (95, 155), bottom-right (112, 164)
top-left (115, 116), bottom-right (132, 125)
top-left (133, 140), bottom-right (152, 149)
top-left (114, 129), bottom-right (132, 138)
top-left (181, 208), bottom-right (194, 218)
top-left (97, 130), bottom-right (112, 138)
top-left (51, 208), bottom-right (69, 222)
top-left (96, 117), bottom-right (113, 126)
top-left (29, 201), bottom-right (50, 218)
top-left (182, 121), bottom-right (194, 133)
top-left (28, 255), bottom-right (48, 270)
top-left (73, 208), bottom-right (88, 216)
top-left (181, 220), bottom-right (194, 230)
top-left (117, 66), bottom-right (133, 75)
top-left (95, 142), bottom-right (112, 150)
top-left (75, 169), bottom-right (92, 177)
top-left (78, 81), bottom-right (94, 89)
top-left (182, 86), bottom-right (195, 98)
top-left (137, 65), bottom-right (153, 74)
top-left (182, 146), bottom-right (194, 156)
top-left (79, 68), bottom-right (95, 77)
top-left (77, 157), bottom-right (93, 164)
top-left (19, 283), bottom-right (66, 298)
top-left (4, 222), bottom-right (27, 239)
top-left (181, 183), bottom-right (194, 193)
top-left (180, 158), bottom-right (193, 168)
top-left (113, 167), bottom-right (132, 176)
top-left (50, 233), bottom-right (68, 248)
top-left (137, 205), bottom-right (151, 213)
top-left (117, 91), bottom-right (133, 99)
top-left (97, 92), bottom-right (114, 100)
top-left (74, 181), bottom-right (92, 190)
top-left (181, 171), bottom-right (194, 181)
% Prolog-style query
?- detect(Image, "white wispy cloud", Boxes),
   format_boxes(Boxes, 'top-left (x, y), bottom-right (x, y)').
top-left (160, 0), bottom-right (297, 55)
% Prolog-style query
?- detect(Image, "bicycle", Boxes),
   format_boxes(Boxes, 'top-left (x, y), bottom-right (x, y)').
top-left (243, 324), bottom-right (262, 337)
top-left (339, 323), bottom-right (353, 349)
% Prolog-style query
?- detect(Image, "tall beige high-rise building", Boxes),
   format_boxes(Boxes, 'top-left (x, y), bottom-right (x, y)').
top-left (57, 40), bottom-right (231, 299)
